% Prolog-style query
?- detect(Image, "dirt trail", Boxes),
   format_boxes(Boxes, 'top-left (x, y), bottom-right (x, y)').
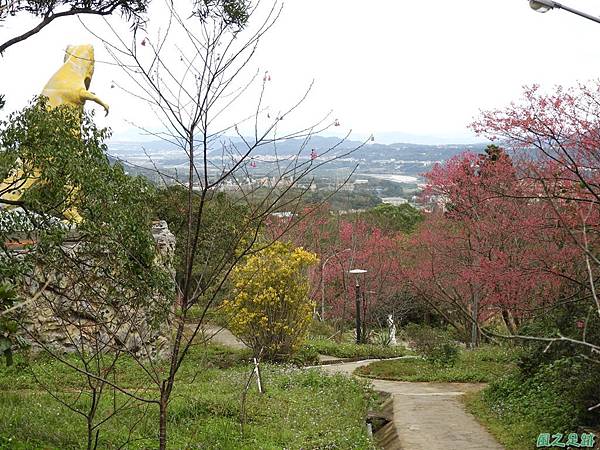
top-left (320, 359), bottom-right (505, 450)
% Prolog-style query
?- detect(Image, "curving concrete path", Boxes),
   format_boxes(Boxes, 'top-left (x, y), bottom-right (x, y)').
top-left (199, 327), bottom-right (504, 450)
top-left (319, 359), bottom-right (505, 450)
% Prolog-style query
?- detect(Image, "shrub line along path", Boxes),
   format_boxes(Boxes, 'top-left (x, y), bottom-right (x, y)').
top-left (203, 326), bottom-right (504, 450)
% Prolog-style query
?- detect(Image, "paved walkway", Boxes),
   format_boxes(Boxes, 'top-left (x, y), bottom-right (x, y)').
top-left (200, 324), bottom-right (247, 350)
top-left (199, 327), bottom-right (504, 450)
top-left (319, 359), bottom-right (505, 450)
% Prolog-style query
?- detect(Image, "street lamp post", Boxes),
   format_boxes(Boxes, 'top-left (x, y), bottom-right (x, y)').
top-left (529, 0), bottom-right (600, 24)
top-left (349, 269), bottom-right (367, 344)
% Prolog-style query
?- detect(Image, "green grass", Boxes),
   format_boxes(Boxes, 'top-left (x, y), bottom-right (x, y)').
top-left (463, 390), bottom-right (541, 450)
top-left (0, 345), bottom-right (376, 449)
top-left (303, 338), bottom-right (407, 360)
top-left (462, 356), bottom-right (600, 450)
top-left (355, 345), bottom-right (521, 382)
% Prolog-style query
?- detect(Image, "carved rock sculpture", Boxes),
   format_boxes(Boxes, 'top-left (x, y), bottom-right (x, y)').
top-left (17, 221), bottom-right (175, 360)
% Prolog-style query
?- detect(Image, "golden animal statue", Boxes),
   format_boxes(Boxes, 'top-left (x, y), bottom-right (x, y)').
top-left (0, 44), bottom-right (109, 222)
top-left (42, 44), bottom-right (109, 115)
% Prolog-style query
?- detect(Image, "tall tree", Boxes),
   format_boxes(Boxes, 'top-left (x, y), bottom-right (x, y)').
top-left (0, 100), bottom-right (171, 449)
top-left (81, 1), bottom-right (361, 447)
top-left (405, 147), bottom-right (579, 344)
top-left (471, 82), bottom-right (600, 365)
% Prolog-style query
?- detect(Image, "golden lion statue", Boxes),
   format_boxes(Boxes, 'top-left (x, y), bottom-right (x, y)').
top-left (0, 44), bottom-right (108, 222)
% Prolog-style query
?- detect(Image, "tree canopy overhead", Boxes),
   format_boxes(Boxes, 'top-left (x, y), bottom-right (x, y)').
top-left (0, 0), bottom-right (147, 54)
top-left (0, 0), bottom-right (252, 55)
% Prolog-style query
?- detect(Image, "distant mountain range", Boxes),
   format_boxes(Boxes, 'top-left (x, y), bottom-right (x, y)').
top-left (335, 131), bottom-right (485, 146)
top-left (107, 135), bottom-right (490, 180)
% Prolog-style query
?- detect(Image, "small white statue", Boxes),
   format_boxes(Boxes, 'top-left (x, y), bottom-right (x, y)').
top-left (387, 314), bottom-right (397, 346)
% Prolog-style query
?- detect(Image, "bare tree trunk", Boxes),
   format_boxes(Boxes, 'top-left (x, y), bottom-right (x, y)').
top-left (87, 418), bottom-right (93, 450)
top-left (501, 309), bottom-right (516, 335)
top-left (86, 387), bottom-right (97, 450)
top-left (470, 290), bottom-right (480, 348)
top-left (159, 388), bottom-right (168, 450)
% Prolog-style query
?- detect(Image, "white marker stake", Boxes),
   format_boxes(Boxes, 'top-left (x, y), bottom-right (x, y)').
top-left (253, 358), bottom-right (264, 394)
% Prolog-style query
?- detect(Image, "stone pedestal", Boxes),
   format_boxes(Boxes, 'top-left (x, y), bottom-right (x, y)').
top-left (16, 220), bottom-right (176, 360)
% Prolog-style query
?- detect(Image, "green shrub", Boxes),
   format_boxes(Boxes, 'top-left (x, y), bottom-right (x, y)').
top-left (428, 342), bottom-right (459, 366)
top-left (291, 345), bottom-right (320, 366)
top-left (0, 282), bottom-right (21, 367)
top-left (465, 300), bottom-right (600, 449)
top-left (307, 319), bottom-right (336, 339)
top-left (302, 338), bottom-right (406, 360)
top-left (404, 324), bottom-right (459, 366)
top-left (516, 306), bottom-right (600, 379)
top-left (484, 355), bottom-right (600, 431)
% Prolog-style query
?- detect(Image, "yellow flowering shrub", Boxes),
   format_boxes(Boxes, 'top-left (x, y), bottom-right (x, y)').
top-left (222, 241), bottom-right (318, 361)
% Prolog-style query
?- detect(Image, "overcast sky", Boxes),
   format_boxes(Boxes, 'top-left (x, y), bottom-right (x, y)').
top-left (2, 0), bottom-right (600, 144)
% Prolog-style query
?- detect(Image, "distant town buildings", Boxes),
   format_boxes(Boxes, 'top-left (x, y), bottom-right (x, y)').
top-left (381, 197), bottom-right (408, 206)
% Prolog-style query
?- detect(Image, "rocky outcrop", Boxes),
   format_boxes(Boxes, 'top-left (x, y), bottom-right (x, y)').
top-left (16, 220), bottom-right (175, 360)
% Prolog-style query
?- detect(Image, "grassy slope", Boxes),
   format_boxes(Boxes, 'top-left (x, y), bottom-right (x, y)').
top-left (355, 345), bottom-right (520, 383)
top-left (0, 345), bottom-right (376, 449)
top-left (462, 356), bottom-right (600, 450)
top-left (462, 391), bottom-right (539, 450)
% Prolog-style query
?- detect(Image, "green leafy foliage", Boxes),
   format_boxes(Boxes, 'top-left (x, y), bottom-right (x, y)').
top-left (290, 344), bottom-right (320, 366)
top-left (0, 282), bottom-right (18, 366)
top-left (484, 357), bottom-right (589, 431)
top-left (464, 303), bottom-right (600, 450)
top-left (152, 185), bottom-right (249, 305)
top-left (428, 342), bottom-right (459, 366)
top-left (360, 203), bottom-right (424, 234)
top-left (466, 356), bottom-right (600, 450)
top-left (1, 98), bottom-right (105, 216)
top-left (404, 324), bottom-right (459, 366)
top-left (307, 319), bottom-right (337, 339)
top-left (300, 189), bottom-right (382, 211)
top-left (496, 308), bottom-right (600, 429)
top-left (516, 301), bottom-right (600, 378)
top-left (193, 0), bottom-right (251, 28)
top-left (0, 98), bottom-right (172, 359)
